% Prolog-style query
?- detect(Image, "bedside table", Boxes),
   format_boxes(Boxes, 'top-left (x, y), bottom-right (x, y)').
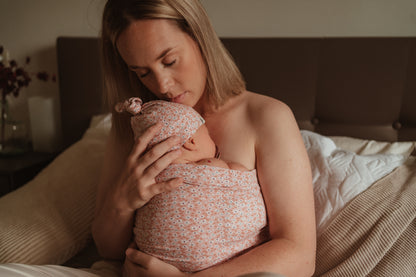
top-left (0, 152), bottom-right (57, 197)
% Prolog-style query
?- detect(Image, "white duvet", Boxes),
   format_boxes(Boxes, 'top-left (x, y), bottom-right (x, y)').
top-left (301, 130), bottom-right (408, 235)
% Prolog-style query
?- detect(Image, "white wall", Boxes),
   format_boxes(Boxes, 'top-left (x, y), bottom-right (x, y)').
top-left (1, 0), bottom-right (416, 147)
top-left (201, 0), bottom-right (416, 37)
top-left (0, 0), bottom-right (104, 118)
top-left (0, 0), bottom-right (105, 149)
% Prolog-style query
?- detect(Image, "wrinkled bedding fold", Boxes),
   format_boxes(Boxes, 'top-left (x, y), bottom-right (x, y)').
top-left (314, 157), bottom-right (416, 277)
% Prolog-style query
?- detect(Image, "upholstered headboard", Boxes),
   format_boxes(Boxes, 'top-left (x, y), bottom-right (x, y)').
top-left (57, 37), bottom-right (416, 148)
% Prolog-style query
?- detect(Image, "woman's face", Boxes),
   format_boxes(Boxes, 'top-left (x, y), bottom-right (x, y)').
top-left (116, 19), bottom-right (208, 108)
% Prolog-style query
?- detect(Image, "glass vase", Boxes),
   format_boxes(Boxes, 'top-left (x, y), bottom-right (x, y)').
top-left (0, 98), bottom-right (30, 156)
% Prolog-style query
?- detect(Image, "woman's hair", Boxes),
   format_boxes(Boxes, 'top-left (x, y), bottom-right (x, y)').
top-left (101, 0), bottom-right (245, 140)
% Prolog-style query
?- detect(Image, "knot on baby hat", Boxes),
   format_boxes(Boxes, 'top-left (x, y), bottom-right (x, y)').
top-left (115, 97), bottom-right (205, 149)
top-left (115, 97), bottom-right (143, 115)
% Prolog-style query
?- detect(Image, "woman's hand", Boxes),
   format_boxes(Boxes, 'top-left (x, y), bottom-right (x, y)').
top-left (92, 122), bottom-right (184, 259)
top-left (112, 122), bottom-right (184, 213)
top-left (123, 243), bottom-right (189, 277)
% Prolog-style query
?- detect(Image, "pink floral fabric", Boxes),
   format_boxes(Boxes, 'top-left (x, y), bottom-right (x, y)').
top-left (134, 163), bottom-right (269, 272)
top-left (116, 98), bottom-right (205, 151)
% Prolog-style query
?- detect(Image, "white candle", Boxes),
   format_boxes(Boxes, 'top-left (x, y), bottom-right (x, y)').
top-left (28, 96), bottom-right (58, 152)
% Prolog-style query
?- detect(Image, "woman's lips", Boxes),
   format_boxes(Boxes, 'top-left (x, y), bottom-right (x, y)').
top-left (170, 91), bottom-right (187, 103)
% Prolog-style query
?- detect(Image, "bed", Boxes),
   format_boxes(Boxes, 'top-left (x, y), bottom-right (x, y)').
top-left (0, 37), bottom-right (415, 277)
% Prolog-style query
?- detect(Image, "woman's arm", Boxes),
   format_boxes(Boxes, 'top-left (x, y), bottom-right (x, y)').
top-left (91, 123), bottom-right (184, 260)
top-left (193, 99), bottom-right (316, 277)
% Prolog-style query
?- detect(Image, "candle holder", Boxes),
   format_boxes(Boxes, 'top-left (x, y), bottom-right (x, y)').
top-left (0, 99), bottom-right (30, 156)
top-left (28, 96), bottom-right (59, 153)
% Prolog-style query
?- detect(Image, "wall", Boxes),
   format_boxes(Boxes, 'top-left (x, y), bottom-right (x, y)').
top-left (201, 0), bottom-right (416, 37)
top-left (1, 0), bottom-right (416, 149)
top-left (0, 0), bottom-right (105, 150)
top-left (0, 0), bottom-right (104, 110)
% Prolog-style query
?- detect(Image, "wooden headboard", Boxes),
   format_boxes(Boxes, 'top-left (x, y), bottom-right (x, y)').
top-left (57, 37), bottom-right (105, 149)
top-left (57, 37), bottom-right (416, 149)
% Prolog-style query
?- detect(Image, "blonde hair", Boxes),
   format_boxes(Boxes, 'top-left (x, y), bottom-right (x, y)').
top-left (101, 0), bottom-right (245, 139)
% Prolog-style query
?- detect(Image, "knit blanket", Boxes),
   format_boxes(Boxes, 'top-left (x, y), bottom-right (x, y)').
top-left (314, 156), bottom-right (416, 277)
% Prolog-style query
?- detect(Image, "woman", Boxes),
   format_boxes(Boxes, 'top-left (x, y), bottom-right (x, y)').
top-left (92, 1), bottom-right (316, 276)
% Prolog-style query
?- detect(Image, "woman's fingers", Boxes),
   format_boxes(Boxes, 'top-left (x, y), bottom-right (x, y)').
top-left (142, 148), bottom-right (182, 177)
top-left (125, 247), bottom-right (152, 269)
top-left (124, 248), bottom-right (186, 276)
top-left (130, 148), bottom-right (183, 205)
top-left (120, 122), bottom-right (185, 210)
top-left (133, 175), bottom-right (183, 204)
top-left (148, 177), bottom-right (183, 196)
top-left (129, 122), bottom-right (163, 162)
top-left (128, 122), bottom-right (181, 174)
top-left (135, 137), bottom-right (181, 175)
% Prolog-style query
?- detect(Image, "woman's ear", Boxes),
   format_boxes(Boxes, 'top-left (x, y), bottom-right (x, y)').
top-left (183, 137), bottom-right (197, 150)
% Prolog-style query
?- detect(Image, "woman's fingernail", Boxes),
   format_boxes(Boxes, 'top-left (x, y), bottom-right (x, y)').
top-left (125, 248), bottom-right (132, 256)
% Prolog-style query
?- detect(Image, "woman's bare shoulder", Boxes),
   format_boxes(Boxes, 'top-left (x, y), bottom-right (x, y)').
top-left (245, 90), bottom-right (290, 111)
top-left (243, 91), bottom-right (295, 132)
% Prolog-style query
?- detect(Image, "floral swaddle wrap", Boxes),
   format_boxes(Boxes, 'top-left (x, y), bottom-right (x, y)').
top-left (116, 98), bottom-right (269, 272)
top-left (135, 163), bottom-right (268, 272)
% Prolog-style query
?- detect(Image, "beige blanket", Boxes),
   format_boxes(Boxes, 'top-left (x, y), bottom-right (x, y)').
top-left (314, 157), bottom-right (416, 277)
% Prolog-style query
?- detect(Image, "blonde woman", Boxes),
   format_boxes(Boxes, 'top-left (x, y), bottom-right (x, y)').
top-left (92, 1), bottom-right (316, 277)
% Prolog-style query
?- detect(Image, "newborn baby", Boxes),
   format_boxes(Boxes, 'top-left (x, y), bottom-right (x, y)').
top-left (116, 97), bottom-right (268, 272)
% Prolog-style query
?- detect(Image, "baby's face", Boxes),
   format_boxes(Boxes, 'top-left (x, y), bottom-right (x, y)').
top-left (172, 125), bottom-right (216, 164)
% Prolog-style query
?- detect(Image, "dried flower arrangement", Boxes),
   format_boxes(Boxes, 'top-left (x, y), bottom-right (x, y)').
top-left (0, 45), bottom-right (56, 98)
top-left (0, 45), bottom-right (56, 154)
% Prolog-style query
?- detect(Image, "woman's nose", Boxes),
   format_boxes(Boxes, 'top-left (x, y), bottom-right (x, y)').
top-left (155, 73), bottom-right (173, 95)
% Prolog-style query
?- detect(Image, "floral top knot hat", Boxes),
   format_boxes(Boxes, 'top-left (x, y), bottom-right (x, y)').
top-left (115, 97), bottom-right (205, 150)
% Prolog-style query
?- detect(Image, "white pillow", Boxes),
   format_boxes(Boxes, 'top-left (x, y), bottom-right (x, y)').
top-left (0, 128), bottom-right (108, 265)
top-left (301, 130), bottom-right (408, 236)
top-left (0, 261), bottom-right (121, 277)
top-left (0, 264), bottom-right (100, 277)
top-left (83, 113), bottom-right (112, 140)
top-left (330, 135), bottom-right (415, 156)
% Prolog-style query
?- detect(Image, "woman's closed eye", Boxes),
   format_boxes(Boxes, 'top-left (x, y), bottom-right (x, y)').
top-left (129, 66), bottom-right (149, 78)
top-left (163, 59), bottom-right (176, 67)
top-left (135, 60), bottom-right (176, 79)
top-left (138, 70), bottom-right (150, 78)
